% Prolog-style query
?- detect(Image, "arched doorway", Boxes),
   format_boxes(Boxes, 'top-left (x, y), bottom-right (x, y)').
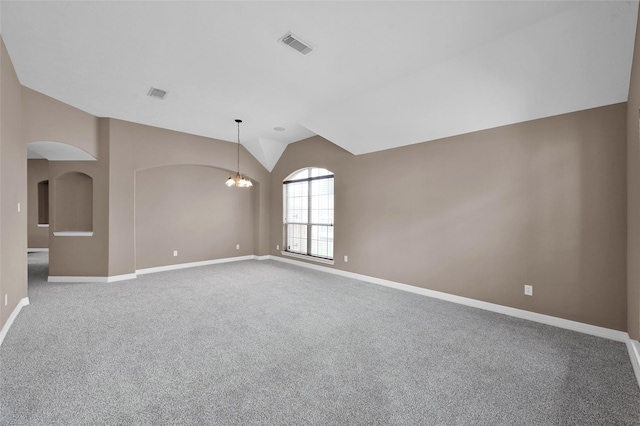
top-left (26, 141), bottom-right (97, 280)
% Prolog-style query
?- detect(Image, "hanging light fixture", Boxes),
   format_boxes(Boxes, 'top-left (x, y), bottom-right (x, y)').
top-left (225, 119), bottom-right (253, 188)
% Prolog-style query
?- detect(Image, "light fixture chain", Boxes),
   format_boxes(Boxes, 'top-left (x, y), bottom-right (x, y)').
top-left (225, 119), bottom-right (252, 188)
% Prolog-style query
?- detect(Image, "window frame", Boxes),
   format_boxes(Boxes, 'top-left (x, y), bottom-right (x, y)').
top-left (282, 168), bottom-right (334, 263)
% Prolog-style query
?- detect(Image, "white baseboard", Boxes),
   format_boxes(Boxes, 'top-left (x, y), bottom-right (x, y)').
top-left (268, 255), bottom-right (627, 341)
top-left (107, 273), bottom-right (137, 282)
top-left (629, 339), bottom-right (640, 388)
top-left (47, 255), bottom-right (262, 282)
top-left (266, 254), bottom-right (640, 388)
top-left (48, 273), bottom-right (137, 283)
top-left (136, 255), bottom-right (256, 275)
top-left (27, 248), bottom-right (49, 252)
top-left (0, 297), bottom-right (29, 347)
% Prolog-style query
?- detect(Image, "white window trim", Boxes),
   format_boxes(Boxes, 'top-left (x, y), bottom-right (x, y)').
top-left (283, 168), bottom-right (335, 261)
top-left (280, 250), bottom-right (335, 265)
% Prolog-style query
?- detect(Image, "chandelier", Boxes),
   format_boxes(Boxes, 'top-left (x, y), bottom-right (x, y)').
top-left (225, 119), bottom-right (253, 188)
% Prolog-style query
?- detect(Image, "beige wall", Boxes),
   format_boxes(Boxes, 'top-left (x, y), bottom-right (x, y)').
top-left (47, 161), bottom-right (110, 277)
top-left (272, 104), bottom-right (628, 331)
top-left (135, 165), bottom-right (254, 269)
top-left (628, 7), bottom-right (640, 341)
top-left (19, 84), bottom-right (106, 278)
top-left (27, 159), bottom-right (50, 249)
top-left (0, 37), bottom-right (28, 330)
top-left (14, 88), bottom-right (271, 280)
top-left (107, 119), bottom-right (270, 276)
top-left (22, 87), bottom-right (98, 158)
top-left (31, 112), bottom-right (110, 278)
top-left (22, 93), bottom-right (270, 277)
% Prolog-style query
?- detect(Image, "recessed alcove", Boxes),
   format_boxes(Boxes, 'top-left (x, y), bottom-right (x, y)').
top-left (53, 172), bottom-right (93, 236)
top-left (37, 180), bottom-right (49, 226)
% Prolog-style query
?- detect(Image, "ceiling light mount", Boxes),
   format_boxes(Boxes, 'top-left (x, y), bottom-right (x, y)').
top-left (225, 119), bottom-right (253, 188)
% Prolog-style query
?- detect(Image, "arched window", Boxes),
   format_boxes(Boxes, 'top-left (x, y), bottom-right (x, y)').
top-left (283, 168), bottom-right (334, 261)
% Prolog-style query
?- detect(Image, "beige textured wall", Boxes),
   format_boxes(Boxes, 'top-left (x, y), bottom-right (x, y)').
top-left (27, 159), bottom-right (50, 249)
top-left (0, 37), bottom-right (28, 330)
top-left (19, 83), bottom-right (105, 278)
top-left (135, 165), bottom-right (254, 269)
top-left (22, 87), bottom-right (98, 158)
top-left (628, 7), bottom-right (640, 341)
top-left (272, 104), bottom-right (628, 331)
top-left (107, 119), bottom-right (270, 276)
top-left (47, 119), bottom-right (110, 277)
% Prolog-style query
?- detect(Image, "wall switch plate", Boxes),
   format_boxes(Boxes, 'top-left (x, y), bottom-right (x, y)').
top-left (236, 244), bottom-right (240, 250)
top-left (173, 250), bottom-right (178, 257)
top-left (344, 255), bottom-right (348, 262)
top-left (17, 203), bottom-right (20, 213)
top-left (524, 285), bottom-right (533, 296)
top-left (4, 294), bottom-right (7, 306)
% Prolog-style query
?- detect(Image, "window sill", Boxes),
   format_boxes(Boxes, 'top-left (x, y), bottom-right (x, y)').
top-left (280, 251), bottom-right (334, 265)
top-left (53, 231), bottom-right (93, 237)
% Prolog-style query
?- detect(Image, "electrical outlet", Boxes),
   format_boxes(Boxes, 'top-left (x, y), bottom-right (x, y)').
top-left (236, 244), bottom-right (240, 250)
top-left (524, 285), bottom-right (533, 296)
top-left (276, 244), bottom-right (280, 250)
top-left (17, 203), bottom-right (20, 213)
top-left (344, 255), bottom-right (348, 262)
top-left (4, 294), bottom-right (7, 306)
top-left (173, 250), bottom-right (178, 257)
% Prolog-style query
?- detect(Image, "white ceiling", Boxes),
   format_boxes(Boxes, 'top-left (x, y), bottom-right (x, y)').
top-left (1, 1), bottom-right (638, 171)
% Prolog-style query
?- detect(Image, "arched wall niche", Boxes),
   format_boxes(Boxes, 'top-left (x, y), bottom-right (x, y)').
top-left (27, 140), bottom-right (97, 247)
top-left (37, 180), bottom-right (49, 225)
top-left (53, 171), bottom-right (93, 233)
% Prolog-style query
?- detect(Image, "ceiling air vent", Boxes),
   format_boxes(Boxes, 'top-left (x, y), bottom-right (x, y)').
top-left (147, 87), bottom-right (167, 100)
top-left (279, 32), bottom-right (314, 55)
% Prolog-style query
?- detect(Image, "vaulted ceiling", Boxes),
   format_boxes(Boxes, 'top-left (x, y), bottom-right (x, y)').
top-left (1, 1), bottom-right (638, 171)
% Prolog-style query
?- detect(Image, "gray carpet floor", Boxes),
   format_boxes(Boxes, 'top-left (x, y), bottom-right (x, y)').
top-left (1, 252), bottom-right (639, 425)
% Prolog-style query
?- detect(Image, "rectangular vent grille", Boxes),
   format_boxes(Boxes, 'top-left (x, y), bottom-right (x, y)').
top-left (280, 32), bottom-right (313, 55)
top-left (147, 87), bottom-right (167, 100)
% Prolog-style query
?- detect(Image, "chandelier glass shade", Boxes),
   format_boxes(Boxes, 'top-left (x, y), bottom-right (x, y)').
top-left (225, 119), bottom-right (253, 188)
top-left (225, 172), bottom-right (253, 188)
